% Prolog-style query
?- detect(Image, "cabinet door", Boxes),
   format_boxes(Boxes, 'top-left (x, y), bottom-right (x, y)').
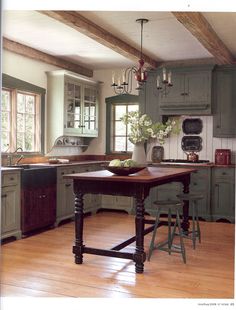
top-left (1, 186), bottom-right (20, 234)
top-left (186, 72), bottom-right (211, 108)
top-left (213, 70), bottom-right (236, 137)
top-left (159, 72), bottom-right (185, 105)
top-left (57, 181), bottom-right (75, 219)
top-left (83, 86), bottom-right (98, 136)
top-left (39, 186), bottom-right (56, 227)
top-left (64, 80), bottom-right (83, 134)
top-left (212, 180), bottom-right (235, 222)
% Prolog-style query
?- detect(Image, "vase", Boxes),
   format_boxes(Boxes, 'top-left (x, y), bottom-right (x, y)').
top-left (132, 142), bottom-right (147, 166)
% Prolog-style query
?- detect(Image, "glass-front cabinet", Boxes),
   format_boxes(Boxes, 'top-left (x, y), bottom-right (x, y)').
top-left (46, 70), bottom-right (99, 151)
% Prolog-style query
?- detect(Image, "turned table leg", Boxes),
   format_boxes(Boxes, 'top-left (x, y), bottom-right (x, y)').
top-left (73, 192), bottom-right (84, 264)
top-left (134, 196), bottom-right (146, 274)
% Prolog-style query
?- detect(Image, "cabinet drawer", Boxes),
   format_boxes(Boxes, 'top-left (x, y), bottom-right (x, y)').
top-left (213, 168), bottom-right (235, 180)
top-left (2, 172), bottom-right (20, 187)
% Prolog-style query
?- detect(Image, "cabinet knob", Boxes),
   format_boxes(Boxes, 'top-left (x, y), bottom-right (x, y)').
top-left (1, 194), bottom-right (7, 198)
top-left (222, 172), bottom-right (227, 175)
top-left (66, 183), bottom-right (71, 187)
top-left (216, 125), bottom-right (220, 129)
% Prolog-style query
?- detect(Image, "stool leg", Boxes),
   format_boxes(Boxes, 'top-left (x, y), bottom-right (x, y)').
top-left (195, 203), bottom-right (201, 243)
top-left (168, 207), bottom-right (172, 255)
top-left (176, 209), bottom-right (186, 264)
top-left (192, 201), bottom-right (196, 249)
top-left (148, 208), bottom-right (161, 261)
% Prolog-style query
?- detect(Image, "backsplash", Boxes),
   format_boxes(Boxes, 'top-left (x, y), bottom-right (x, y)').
top-left (147, 115), bottom-right (236, 164)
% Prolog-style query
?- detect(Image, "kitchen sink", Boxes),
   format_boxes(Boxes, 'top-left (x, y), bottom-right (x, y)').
top-left (6, 164), bottom-right (47, 170)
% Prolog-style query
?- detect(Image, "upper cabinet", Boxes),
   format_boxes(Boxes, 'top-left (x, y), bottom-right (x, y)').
top-left (212, 66), bottom-right (236, 138)
top-left (46, 70), bottom-right (99, 151)
top-left (158, 65), bottom-right (214, 115)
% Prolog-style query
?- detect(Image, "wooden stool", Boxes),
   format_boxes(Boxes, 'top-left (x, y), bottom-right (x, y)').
top-left (177, 193), bottom-right (202, 249)
top-left (148, 200), bottom-right (186, 264)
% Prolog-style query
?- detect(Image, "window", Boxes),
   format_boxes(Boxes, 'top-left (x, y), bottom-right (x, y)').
top-left (1, 74), bottom-right (45, 154)
top-left (105, 94), bottom-right (139, 154)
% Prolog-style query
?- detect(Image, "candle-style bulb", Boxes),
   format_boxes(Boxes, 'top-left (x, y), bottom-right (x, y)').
top-left (163, 68), bottom-right (167, 82)
top-left (112, 71), bottom-right (115, 84)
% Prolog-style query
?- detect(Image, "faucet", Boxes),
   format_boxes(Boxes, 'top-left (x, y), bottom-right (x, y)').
top-left (7, 147), bottom-right (24, 166)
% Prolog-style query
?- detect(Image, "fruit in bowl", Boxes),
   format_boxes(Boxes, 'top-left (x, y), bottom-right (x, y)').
top-left (106, 159), bottom-right (145, 176)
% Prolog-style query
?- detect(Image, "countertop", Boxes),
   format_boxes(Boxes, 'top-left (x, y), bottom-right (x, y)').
top-left (1, 160), bottom-right (235, 172)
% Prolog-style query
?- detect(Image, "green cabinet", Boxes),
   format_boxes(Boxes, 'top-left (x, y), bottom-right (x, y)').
top-left (56, 163), bottom-right (102, 226)
top-left (101, 195), bottom-right (133, 214)
top-left (46, 70), bottom-right (99, 152)
top-left (213, 66), bottom-right (236, 137)
top-left (158, 66), bottom-right (213, 115)
top-left (211, 167), bottom-right (235, 223)
top-left (145, 165), bottom-right (211, 221)
top-left (139, 72), bottom-right (162, 122)
top-left (1, 171), bottom-right (21, 240)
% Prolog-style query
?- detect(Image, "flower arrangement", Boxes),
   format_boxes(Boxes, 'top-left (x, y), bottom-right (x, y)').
top-left (120, 111), bottom-right (179, 145)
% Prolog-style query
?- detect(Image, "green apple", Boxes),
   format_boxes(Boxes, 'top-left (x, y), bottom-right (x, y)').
top-left (109, 159), bottom-right (122, 167)
top-left (123, 159), bottom-right (137, 167)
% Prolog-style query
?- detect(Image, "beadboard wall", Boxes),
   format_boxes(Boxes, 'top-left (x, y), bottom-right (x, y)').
top-left (146, 115), bottom-right (236, 164)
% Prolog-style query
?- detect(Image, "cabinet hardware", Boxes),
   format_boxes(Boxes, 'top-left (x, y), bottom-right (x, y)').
top-left (66, 183), bottom-right (71, 187)
top-left (222, 172), bottom-right (227, 175)
top-left (10, 177), bottom-right (14, 181)
top-left (1, 194), bottom-right (7, 198)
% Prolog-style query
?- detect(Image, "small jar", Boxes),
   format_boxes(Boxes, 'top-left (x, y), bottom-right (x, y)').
top-left (151, 146), bottom-right (164, 163)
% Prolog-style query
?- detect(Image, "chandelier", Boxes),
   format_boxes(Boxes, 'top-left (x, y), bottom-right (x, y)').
top-left (111, 18), bottom-right (149, 94)
top-left (156, 67), bottom-right (173, 95)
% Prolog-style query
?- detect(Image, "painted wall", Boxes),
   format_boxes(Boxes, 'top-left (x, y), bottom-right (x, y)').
top-left (2, 50), bottom-right (236, 162)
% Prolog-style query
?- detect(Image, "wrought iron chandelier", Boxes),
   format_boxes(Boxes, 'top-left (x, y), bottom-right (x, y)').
top-left (111, 18), bottom-right (149, 94)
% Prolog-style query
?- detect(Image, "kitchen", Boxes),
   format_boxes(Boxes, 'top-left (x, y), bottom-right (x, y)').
top-left (0, 4), bottom-right (235, 307)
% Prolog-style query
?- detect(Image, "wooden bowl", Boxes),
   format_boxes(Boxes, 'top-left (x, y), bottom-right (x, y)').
top-left (105, 166), bottom-right (146, 176)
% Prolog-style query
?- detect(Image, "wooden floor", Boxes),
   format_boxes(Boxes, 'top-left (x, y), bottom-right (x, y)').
top-left (0, 211), bottom-right (235, 299)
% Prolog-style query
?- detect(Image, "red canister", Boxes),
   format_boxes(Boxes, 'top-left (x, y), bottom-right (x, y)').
top-left (215, 149), bottom-right (231, 165)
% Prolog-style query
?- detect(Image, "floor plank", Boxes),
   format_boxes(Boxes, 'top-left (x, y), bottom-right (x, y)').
top-left (1, 212), bottom-right (235, 299)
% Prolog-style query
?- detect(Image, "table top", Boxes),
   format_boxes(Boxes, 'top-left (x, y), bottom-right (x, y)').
top-left (64, 166), bottom-right (196, 184)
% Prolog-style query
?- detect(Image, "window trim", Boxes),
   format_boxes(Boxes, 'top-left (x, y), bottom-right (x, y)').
top-left (2, 74), bottom-right (46, 155)
top-left (105, 94), bottom-right (139, 154)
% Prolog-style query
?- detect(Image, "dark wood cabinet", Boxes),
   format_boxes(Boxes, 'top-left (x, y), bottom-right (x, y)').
top-left (21, 185), bottom-right (56, 234)
top-left (213, 66), bottom-right (236, 137)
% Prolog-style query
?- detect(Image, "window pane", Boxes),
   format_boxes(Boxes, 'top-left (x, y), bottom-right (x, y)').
top-left (16, 132), bottom-right (24, 149)
top-left (127, 139), bottom-right (134, 152)
top-left (25, 132), bottom-right (34, 151)
top-left (1, 132), bottom-right (10, 151)
top-left (1, 112), bottom-right (10, 131)
top-left (25, 114), bottom-right (34, 133)
top-left (115, 105), bottom-right (126, 120)
top-left (114, 137), bottom-right (126, 152)
top-left (17, 93), bottom-right (25, 112)
top-left (1, 91), bottom-right (10, 110)
top-left (25, 95), bottom-right (35, 113)
top-left (17, 113), bottom-right (24, 132)
top-left (115, 121), bottom-right (126, 135)
top-left (74, 85), bottom-right (81, 99)
top-left (128, 104), bottom-right (139, 112)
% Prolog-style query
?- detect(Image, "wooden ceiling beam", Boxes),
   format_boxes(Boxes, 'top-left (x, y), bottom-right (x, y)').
top-left (38, 10), bottom-right (159, 69)
top-left (172, 12), bottom-right (235, 65)
top-left (3, 37), bottom-right (93, 77)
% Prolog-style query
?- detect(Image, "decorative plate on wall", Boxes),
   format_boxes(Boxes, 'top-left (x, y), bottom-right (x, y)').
top-left (182, 118), bottom-right (203, 134)
top-left (181, 136), bottom-right (202, 152)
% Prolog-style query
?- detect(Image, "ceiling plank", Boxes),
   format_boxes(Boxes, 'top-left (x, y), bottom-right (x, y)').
top-left (3, 37), bottom-right (93, 77)
top-left (172, 12), bottom-right (235, 65)
top-left (38, 10), bottom-right (159, 68)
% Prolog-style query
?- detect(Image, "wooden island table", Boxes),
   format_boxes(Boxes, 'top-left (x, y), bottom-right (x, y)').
top-left (64, 166), bottom-right (196, 274)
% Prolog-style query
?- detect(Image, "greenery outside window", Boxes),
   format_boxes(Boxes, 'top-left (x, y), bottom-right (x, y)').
top-left (1, 74), bottom-right (45, 154)
top-left (105, 94), bottom-right (139, 154)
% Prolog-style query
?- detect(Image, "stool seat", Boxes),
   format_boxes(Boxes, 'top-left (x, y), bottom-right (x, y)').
top-left (148, 200), bottom-right (186, 263)
top-left (153, 200), bottom-right (182, 208)
top-left (177, 193), bottom-right (203, 201)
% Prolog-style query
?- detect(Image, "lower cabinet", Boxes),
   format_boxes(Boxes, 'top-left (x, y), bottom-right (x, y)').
top-left (1, 171), bottom-right (21, 240)
top-left (21, 186), bottom-right (57, 234)
top-left (56, 163), bottom-right (102, 226)
top-left (145, 166), bottom-right (211, 221)
top-left (211, 167), bottom-right (235, 223)
top-left (101, 195), bottom-right (133, 214)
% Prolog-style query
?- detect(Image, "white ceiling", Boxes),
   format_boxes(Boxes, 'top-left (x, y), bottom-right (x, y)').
top-left (2, 10), bottom-right (236, 70)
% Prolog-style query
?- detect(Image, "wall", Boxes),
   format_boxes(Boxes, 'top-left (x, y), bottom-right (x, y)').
top-left (2, 50), bottom-right (236, 162)
top-left (146, 115), bottom-right (236, 164)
